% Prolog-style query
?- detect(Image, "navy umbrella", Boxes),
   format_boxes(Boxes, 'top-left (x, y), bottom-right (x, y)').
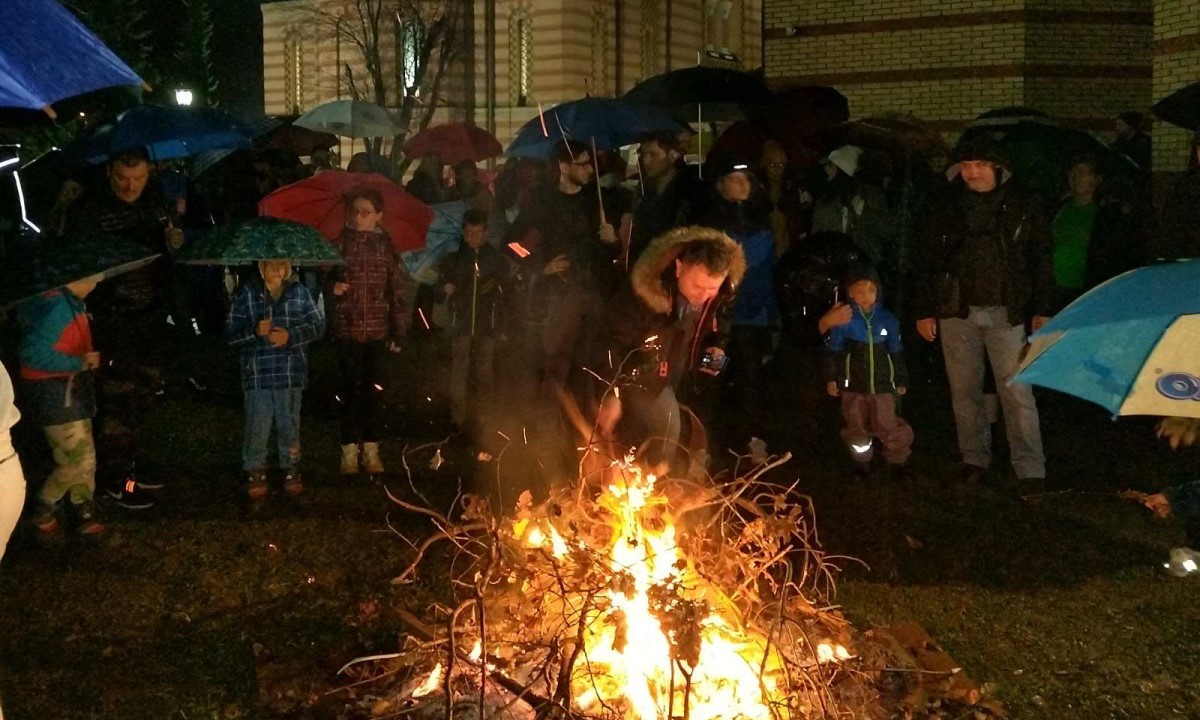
top-left (0, 0), bottom-right (143, 118)
top-left (623, 66), bottom-right (776, 122)
top-left (68, 104), bottom-right (253, 164)
top-left (506, 97), bottom-right (682, 159)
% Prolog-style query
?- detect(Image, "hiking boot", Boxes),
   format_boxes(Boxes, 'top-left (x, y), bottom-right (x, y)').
top-left (282, 469), bottom-right (305, 496)
top-left (34, 503), bottom-right (62, 536)
top-left (340, 444), bottom-right (360, 476)
top-left (361, 442), bottom-right (384, 474)
top-left (1165, 547), bottom-right (1199, 577)
top-left (104, 476), bottom-right (158, 510)
top-left (247, 470), bottom-right (269, 501)
top-left (70, 499), bottom-right (105, 536)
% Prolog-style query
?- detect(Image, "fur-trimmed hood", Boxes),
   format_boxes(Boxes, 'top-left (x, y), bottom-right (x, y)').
top-left (630, 225), bottom-right (746, 315)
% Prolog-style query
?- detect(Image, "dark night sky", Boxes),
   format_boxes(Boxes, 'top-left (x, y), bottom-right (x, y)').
top-left (146, 0), bottom-right (265, 117)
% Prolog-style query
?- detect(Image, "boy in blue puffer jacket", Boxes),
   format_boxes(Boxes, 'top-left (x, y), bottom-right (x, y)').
top-left (824, 264), bottom-right (913, 477)
top-left (226, 260), bottom-right (324, 500)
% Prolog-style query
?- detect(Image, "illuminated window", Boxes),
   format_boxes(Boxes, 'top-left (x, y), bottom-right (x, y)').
top-left (394, 16), bottom-right (423, 97)
top-left (510, 10), bottom-right (533, 107)
top-left (641, 0), bottom-right (660, 78)
top-left (284, 30), bottom-right (304, 114)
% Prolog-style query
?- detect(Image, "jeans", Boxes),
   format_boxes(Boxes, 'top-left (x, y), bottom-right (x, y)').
top-left (623, 385), bottom-right (682, 469)
top-left (243, 388), bottom-right (303, 472)
top-left (336, 341), bottom-right (386, 445)
top-left (39, 420), bottom-right (96, 504)
top-left (940, 306), bottom-right (1045, 479)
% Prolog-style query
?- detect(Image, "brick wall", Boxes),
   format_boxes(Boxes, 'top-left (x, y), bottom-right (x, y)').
top-left (764, 0), bottom-right (1153, 143)
top-left (1152, 0), bottom-right (1200, 173)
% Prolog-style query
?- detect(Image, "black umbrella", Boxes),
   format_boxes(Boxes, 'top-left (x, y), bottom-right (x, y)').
top-left (0, 238), bottom-right (160, 310)
top-left (623, 66), bottom-right (775, 121)
top-left (1153, 82), bottom-right (1200, 131)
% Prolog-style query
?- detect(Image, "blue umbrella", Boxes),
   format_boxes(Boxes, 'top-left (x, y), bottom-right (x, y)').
top-left (1015, 260), bottom-right (1200, 418)
top-left (506, 97), bottom-right (682, 159)
top-left (0, 0), bottom-right (143, 117)
top-left (68, 104), bottom-right (252, 164)
top-left (402, 200), bottom-right (467, 285)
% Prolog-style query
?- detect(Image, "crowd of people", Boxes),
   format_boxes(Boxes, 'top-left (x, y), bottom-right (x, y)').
top-left (1, 114), bottom-right (1199, 566)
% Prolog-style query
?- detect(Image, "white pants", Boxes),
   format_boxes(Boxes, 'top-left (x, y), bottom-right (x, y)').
top-left (0, 430), bottom-right (26, 565)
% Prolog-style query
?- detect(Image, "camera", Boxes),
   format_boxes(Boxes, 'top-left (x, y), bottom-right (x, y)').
top-left (701, 352), bottom-right (729, 373)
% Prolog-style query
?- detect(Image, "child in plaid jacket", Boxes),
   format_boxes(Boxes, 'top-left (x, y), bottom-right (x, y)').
top-left (226, 261), bottom-right (324, 498)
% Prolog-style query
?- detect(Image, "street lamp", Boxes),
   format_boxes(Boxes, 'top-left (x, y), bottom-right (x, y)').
top-left (175, 88), bottom-right (194, 106)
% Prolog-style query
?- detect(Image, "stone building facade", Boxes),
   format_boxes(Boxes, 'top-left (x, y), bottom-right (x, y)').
top-left (763, 1), bottom-right (1155, 143)
top-left (1153, 0), bottom-right (1200, 172)
top-left (261, 0), bottom-right (764, 155)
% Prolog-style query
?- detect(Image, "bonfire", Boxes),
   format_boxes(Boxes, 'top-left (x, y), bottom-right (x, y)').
top-left (353, 445), bottom-right (881, 720)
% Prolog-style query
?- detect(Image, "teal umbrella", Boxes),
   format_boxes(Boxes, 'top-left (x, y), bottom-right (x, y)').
top-left (0, 238), bottom-right (160, 310)
top-left (177, 218), bottom-right (345, 266)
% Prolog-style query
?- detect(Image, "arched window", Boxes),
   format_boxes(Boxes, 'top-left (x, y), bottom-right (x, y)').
top-left (394, 15), bottom-right (424, 98)
top-left (591, 4), bottom-right (609, 95)
top-left (640, 0), bottom-right (661, 79)
top-left (284, 29), bottom-right (305, 114)
top-left (509, 9), bottom-right (533, 107)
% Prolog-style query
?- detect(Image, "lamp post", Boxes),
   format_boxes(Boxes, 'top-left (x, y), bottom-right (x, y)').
top-left (175, 88), bottom-right (194, 107)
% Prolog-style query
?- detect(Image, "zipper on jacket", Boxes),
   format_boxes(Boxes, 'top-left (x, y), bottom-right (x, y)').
top-left (864, 311), bottom-right (875, 395)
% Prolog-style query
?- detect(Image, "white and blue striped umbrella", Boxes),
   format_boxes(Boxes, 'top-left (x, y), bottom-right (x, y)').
top-left (1016, 259), bottom-right (1200, 418)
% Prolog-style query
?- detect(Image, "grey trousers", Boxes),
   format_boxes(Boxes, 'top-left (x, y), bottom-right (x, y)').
top-left (940, 306), bottom-right (1045, 479)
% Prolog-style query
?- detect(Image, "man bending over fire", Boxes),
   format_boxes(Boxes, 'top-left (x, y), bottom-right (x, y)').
top-left (586, 226), bottom-right (745, 475)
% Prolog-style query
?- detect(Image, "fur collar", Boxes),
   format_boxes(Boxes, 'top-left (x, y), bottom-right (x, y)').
top-left (630, 225), bottom-right (746, 315)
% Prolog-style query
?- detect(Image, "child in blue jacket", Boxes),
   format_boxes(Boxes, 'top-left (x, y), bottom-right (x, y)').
top-left (226, 261), bottom-right (324, 499)
top-left (824, 264), bottom-right (913, 477)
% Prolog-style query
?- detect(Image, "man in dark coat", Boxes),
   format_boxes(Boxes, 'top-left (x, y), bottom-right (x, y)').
top-left (627, 131), bottom-right (698, 267)
top-left (912, 135), bottom-right (1055, 489)
top-left (590, 226), bottom-right (745, 471)
top-left (64, 149), bottom-right (180, 508)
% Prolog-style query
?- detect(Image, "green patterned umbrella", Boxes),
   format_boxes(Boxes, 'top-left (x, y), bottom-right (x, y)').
top-left (0, 238), bottom-right (161, 311)
top-left (177, 218), bottom-right (345, 266)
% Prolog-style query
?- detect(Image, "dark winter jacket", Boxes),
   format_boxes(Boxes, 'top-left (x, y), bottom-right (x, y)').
top-left (327, 229), bottom-right (408, 343)
top-left (63, 188), bottom-right (171, 312)
top-left (1157, 170), bottom-right (1200, 261)
top-left (16, 289), bottom-right (98, 426)
top-left (436, 243), bottom-right (510, 336)
top-left (696, 197), bottom-right (779, 328)
top-left (824, 302), bottom-right (908, 395)
top-left (508, 183), bottom-right (621, 295)
top-left (629, 168), bottom-right (700, 265)
top-left (225, 278), bottom-right (324, 391)
top-left (597, 226), bottom-right (746, 399)
top-left (912, 179), bottom-right (1056, 326)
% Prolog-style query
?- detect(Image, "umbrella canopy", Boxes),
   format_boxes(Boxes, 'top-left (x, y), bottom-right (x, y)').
top-left (0, 237), bottom-right (160, 310)
top-left (1153, 82), bottom-right (1200, 131)
top-left (258, 171), bottom-right (433, 253)
top-left (959, 116), bottom-right (1138, 200)
top-left (403, 122), bottom-right (502, 165)
top-left (402, 200), bottom-right (468, 285)
top-left (623, 66), bottom-right (776, 122)
top-left (506, 97), bottom-right (682, 159)
top-left (293, 100), bottom-right (400, 139)
top-left (176, 218), bottom-right (345, 266)
top-left (67, 104), bottom-right (252, 163)
top-left (0, 0), bottom-right (143, 117)
top-left (831, 114), bottom-right (948, 159)
top-left (1015, 260), bottom-right (1200, 418)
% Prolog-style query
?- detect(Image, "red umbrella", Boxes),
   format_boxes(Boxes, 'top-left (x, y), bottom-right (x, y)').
top-left (402, 122), bottom-right (502, 165)
top-left (258, 172), bottom-right (434, 253)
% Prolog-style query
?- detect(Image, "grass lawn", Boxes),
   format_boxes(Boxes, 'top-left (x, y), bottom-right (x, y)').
top-left (0, 339), bottom-right (1196, 719)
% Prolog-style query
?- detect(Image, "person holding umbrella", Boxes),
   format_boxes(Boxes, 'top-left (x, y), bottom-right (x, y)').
top-left (64, 149), bottom-right (181, 510)
top-left (326, 187), bottom-right (409, 477)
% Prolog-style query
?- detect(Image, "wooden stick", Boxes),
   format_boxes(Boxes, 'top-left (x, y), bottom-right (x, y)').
top-left (590, 135), bottom-right (607, 226)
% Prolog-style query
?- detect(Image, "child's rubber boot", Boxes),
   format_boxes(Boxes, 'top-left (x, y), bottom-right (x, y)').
top-left (340, 444), bottom-right (360, 476)
top-left (361, 442), bottom-right (384, 474)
